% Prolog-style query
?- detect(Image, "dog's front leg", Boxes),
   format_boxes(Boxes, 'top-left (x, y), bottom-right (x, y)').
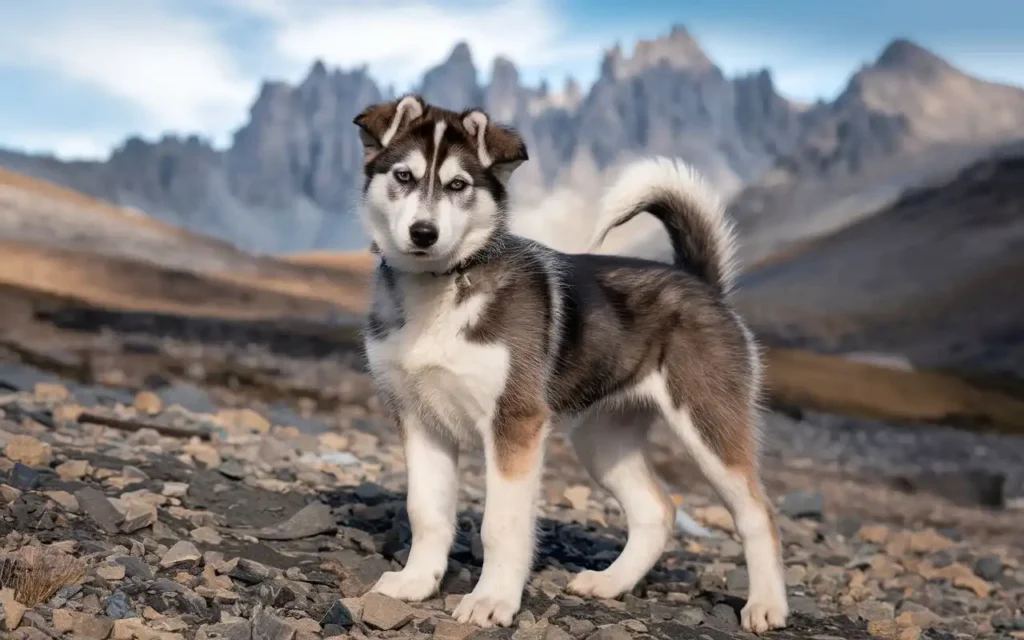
top-left (454, 413), bottom-right (549, 627)
top-left (371, 414), bottom-right (459, 601)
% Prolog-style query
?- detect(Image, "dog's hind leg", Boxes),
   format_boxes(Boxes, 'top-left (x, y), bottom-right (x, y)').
top-left (645, 373), bottom-right (788, 634)
top-left (567, 407), bottom-right (675, 599)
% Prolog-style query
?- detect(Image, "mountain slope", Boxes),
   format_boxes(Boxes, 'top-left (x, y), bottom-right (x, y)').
top-left (736, 142), bottom-right (1024, 377)
top-left (730, 40), bottom-right (1024, 265)
top-left (0, 168), bottom-right (369, 315)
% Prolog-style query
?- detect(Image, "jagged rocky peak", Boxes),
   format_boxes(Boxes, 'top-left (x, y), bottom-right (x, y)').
top-left (873, 38), bottom-right (954, 77)
top-left (564, 77), bottom-right (582, 103)
top-left (485, 56), bottom-right (522, 122)
top-left (420, 41), bottom-right (482, 111)
top-left (601, 25), bottom-right (715, 80)
top-left (306, 59), bottom-right (328, 80)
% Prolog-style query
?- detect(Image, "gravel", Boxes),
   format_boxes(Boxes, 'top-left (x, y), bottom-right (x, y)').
top-left (1, 346), bottom-right (1022, 640)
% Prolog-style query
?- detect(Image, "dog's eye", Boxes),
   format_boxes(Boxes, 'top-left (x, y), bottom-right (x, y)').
top-left (447, 178), bottom-right (468, 192)
top-left (394, 169), bottom-right (413, 183)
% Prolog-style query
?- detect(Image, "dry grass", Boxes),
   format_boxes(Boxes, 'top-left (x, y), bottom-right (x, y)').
top-left (0, 241), bottom-right (367, 320)
top-left (765, 348), bottom-right (1024, 434)
top-left (279, 249), bottom-right (376, 275)
top-left (0, 547), bottom-right (87, 607)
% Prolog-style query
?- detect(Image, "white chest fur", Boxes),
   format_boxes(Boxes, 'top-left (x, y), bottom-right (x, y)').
top-left (365, 275), bottom-right (510, 439)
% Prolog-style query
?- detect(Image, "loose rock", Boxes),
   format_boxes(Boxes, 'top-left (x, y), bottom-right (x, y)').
top-left (251, 609), bottom-right (295, 640)
top-left (3, 434), bottom-right (52, 467)
top-left (97, 563), bottom-right (127, 581)
top-left (121, 501), bottom-right (158, 532)
top-left (56, 459), bottom-right (90, 480)
top-left (361, 593), bottom-right (414, 631)
top-left (197, 620), bottom-right (252, 640)
top-left (191, 527), bottom-right (222, 545)
top-left (1, 588), bottom-right (27, 629)
top-left (319, 601), bottom-right (355, 630)
top-left (563, 485), bottom-right (591, 511)
top-left (433, 619), bottom-right (476, 640)
top-left (76, 487), bottom-right (125, 534)
top-left (585, 624), bottom-right (632, 640)
top-left (868, 619), bottom-right (899, 639)
top-left (160, 541), bottom-right (202, 568)
top-left (974, 554), bottom-right (1004, 581)
top-left (135, 391), bottom-right (164, 415)
top-left (243, 502), bottom-right (335, 541)
top-left (34, 381), bottom-right (69, 402)
top-left (953, 574), bottom-right (991, 597)
top-left (694, 505), bottom-right (734, 532)
top-left (779, 490), bottom-right (825, 519)
top-left (45, 490), bottom-right (80, 512)
top-left (80, 615), bottom-right (117, 639)
top-left (229, 558), bottom-right (272, 584)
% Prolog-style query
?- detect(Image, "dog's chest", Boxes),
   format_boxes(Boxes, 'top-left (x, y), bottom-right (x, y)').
top-left (365, 277), bottom-right (509, 431)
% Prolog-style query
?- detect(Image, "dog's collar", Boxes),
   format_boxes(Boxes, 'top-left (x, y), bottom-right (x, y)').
top-left (369, 241), bottom-right (482, 282)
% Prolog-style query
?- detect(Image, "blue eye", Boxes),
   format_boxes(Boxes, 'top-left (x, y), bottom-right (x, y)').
top-left (447, 178), bottom-right (468, 191)
top-left (394, 169), bottom-right (412, 183)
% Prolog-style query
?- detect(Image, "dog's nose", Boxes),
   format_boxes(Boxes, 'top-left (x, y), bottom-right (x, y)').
top-left (409, 221), bottom-right (439, 248)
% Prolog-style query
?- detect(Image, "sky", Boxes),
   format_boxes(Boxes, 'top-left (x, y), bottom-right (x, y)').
top-left (1, 0), bottom-right (1023, 161)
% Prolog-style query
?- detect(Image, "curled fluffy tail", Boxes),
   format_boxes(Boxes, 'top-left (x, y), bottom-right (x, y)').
top-left (590, 157), bottom-right (739, 295)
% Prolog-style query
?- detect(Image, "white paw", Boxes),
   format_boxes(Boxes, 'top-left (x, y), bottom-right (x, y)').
top-left (370, 569), bottom-right (440, 602)
top-left (741, 597), bottom-right (789, 634)
top-left (567, 570), bottom-right (634, 600)
top-left (452, 584), bottom-right (521, 627)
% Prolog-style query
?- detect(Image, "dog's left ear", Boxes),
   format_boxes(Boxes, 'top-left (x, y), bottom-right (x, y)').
top-left (353, 95), bottom-right (425, 160)
top-left (461, 110), bottom-right (528, 184)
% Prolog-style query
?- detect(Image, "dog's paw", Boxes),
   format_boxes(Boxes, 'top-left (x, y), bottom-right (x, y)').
top-left (567, 570), bottom-right (633, 600)
top-left (452, 585), bottom-right (520, 627)
top-left (741, 597), bottom-right (789, 634)
top-left (370, 569), bottom-right (439, 602)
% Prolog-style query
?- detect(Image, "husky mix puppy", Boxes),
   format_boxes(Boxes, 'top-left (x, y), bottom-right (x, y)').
top-left (353, 95), bottom-right (789, 634)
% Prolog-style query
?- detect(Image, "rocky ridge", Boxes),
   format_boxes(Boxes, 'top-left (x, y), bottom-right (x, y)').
top-left (729, 39), bottom-right (1024, 264)
top-left (0, 27), bottom-right (830, 254)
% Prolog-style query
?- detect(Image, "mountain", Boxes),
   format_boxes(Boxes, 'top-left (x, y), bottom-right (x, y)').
top-left (2, 30), bottom-right (1023, 259)
top-left (729, 39), bottom-right (1024, 265)
top-left (0, 26), bottom-right (806, 253)
top-left (0, 65), bottom-right (383, 254)
top-left (735, 141), bottom-right (1024, 378)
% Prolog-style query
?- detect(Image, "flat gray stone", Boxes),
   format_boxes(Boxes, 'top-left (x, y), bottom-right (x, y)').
top-left (75, 487), bottom-right (124, 534)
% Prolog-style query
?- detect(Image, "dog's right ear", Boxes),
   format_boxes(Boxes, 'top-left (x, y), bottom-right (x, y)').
top-left (353, 95), bottom-right (425, 160)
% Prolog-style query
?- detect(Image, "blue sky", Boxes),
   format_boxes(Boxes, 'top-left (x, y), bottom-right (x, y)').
top-left (1, 0), bottom-right (1022, 160)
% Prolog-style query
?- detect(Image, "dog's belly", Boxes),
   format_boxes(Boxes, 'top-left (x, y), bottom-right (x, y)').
top-left (366, 325), bottom-right (510, 438)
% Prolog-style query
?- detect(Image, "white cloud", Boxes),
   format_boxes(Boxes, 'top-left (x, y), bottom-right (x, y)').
top-left (0, 1), bottom-right (253, 150)
top-left (226, 0), bottom-right (602, 88)
top-left (1, 130), bottom-right (120, 161)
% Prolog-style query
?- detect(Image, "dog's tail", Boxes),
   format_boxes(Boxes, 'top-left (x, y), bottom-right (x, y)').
top-left (589, 157), bottom-right (738, 295)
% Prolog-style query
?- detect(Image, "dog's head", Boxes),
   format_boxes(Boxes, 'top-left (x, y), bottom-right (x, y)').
top-left (354, 95), bottom-right (528, 273)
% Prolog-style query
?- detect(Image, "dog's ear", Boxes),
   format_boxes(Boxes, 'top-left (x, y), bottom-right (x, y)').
top-left (461, 110), bottom-right (528, 184)
top-left (353, 94), bottom-right (425, 159)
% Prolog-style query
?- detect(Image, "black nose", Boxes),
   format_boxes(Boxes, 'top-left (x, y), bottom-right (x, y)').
top-left (409, 221), bottom-right (439, 248)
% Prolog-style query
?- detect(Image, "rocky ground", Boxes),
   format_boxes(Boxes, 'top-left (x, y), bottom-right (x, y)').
top-left (1, 320), bottom-right (1024, 640)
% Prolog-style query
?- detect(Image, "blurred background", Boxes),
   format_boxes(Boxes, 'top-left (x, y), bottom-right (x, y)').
top-left (1, 2), bottom-right (1024, 638)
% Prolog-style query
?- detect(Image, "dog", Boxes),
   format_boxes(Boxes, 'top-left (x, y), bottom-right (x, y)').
top-left (353, 94), bottom-right (789, 634)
